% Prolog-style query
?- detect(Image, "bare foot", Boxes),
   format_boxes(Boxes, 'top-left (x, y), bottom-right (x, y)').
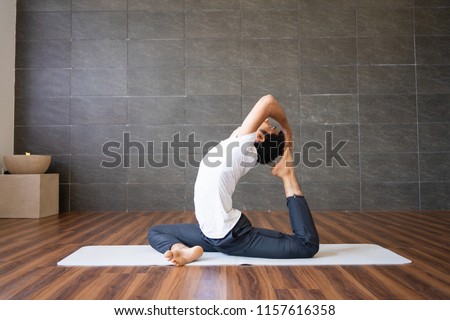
top-left (271, 147), bottom-right (295, 179)
top-left (164, 244), bottom-right (204, 267)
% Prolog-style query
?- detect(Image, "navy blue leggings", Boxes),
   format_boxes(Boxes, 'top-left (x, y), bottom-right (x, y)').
top-left (147, 195), bottom-right (319, 259)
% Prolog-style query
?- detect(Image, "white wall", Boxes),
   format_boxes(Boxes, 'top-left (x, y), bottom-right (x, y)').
top-left (0, 0), bottom-right (16, 168)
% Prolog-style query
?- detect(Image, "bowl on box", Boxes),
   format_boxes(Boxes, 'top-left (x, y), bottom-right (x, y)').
top-left (3, 155), bottom-right (51, 174)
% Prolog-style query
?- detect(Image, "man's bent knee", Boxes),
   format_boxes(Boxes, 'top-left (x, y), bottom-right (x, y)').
top-left (147, 225), bottom-right (163, 244)
top-left (305, 243), bottom-right (319, 258)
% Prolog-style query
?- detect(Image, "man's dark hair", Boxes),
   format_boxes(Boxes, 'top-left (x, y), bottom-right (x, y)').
top-left (254, 131), bottom-right (285, 164)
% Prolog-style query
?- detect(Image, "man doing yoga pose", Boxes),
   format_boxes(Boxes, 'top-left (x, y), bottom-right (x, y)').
top-left (148, 94), bottom-right (320, 266)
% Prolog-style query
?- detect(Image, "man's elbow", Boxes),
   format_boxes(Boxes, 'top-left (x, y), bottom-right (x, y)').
top-left (262, 94), bottom-right (275, 103)
top-left (258, 94), bottom-right (277, 110)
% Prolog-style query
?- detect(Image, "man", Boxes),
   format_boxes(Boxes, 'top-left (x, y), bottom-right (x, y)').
top-left (148, 94), bottom-right (319, 266)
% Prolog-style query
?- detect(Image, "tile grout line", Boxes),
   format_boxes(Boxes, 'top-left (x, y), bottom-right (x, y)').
top-left (68, 4), bottom-right (73, 213)
top-left (183, 2), bottom-right (187, 212)
top-left (412, 3), bottom-right (422, 211)
top-left (126, 0), bottom-right (129, 212)
top-left (355, 5), bottom-right (363, 212)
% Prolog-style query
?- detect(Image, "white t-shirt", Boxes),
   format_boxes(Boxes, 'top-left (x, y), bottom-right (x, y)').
top-left (194, 131), bottom-right (257, 238)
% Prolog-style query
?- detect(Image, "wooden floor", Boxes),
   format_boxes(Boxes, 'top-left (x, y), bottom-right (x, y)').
top-left (0, 210), bottom-right (449, 300)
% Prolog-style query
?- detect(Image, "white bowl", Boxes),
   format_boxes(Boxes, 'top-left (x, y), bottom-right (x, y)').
top-left (3, 155), bottom-right (51, 174)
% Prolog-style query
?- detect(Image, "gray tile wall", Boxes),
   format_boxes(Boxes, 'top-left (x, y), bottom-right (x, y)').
top-left (14, 0), bottom-right (450, 212)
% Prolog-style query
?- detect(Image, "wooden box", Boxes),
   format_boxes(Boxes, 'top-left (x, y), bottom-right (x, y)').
top-left (0, 174), bottom-right (59, 218)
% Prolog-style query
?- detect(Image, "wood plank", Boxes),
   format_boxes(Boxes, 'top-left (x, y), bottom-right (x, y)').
top-left (226, 266), bottom-right (277, 299)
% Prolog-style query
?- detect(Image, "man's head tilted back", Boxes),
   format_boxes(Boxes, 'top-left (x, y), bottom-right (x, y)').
top-left (254, 130), bottom-right (285, 164)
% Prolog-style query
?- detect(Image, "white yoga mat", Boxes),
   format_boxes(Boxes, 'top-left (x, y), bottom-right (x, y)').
top-left (57, 244), bottom-right (411, 267)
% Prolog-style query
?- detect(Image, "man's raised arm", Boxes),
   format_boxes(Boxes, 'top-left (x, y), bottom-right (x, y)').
top-left (238, 94), bottom-right (292, 144)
